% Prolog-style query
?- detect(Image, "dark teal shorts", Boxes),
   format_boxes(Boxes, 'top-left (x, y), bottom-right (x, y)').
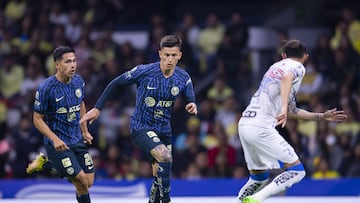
top-left (45, 141), bottom-right (94, 178)
top-left (131, 129), bottom-right (172, 160)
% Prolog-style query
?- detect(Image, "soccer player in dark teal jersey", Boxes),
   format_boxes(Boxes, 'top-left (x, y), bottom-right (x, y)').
top-left (81, 35), bottom-right (197, 203)
top-left (27, 46), bottom-right (95, 203)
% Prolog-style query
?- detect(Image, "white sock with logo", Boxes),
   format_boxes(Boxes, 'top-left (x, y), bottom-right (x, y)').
top-left (237, 178), bottom-right (268, 201)
top-left (252, 169), bottom-right (306, 202)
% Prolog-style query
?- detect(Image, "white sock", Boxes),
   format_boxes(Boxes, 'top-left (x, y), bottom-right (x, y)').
top-left (237, 178), bottom-right (268, 200)
top-left (252, 170), bottom-right (306, 202)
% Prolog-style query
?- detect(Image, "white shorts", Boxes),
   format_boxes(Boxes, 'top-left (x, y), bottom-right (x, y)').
top-left (238, 124), bottom-right (299, 170)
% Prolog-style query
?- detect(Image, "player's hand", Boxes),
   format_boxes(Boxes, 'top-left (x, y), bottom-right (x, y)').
top-left (276, 106), bottom-right (288, 128)
top-left (53, 138), bottom-right (69, 151)
top-left (80, 108), bottom-right (100, 125)
top-left (323, 108), bottom-right (347, 122)
top-left (82, 131), bottom-right (93, 145)
top-left (185, 102), bottom-right (197, 115)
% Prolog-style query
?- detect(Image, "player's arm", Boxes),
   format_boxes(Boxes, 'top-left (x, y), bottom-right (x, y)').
top-left (183, 77), bottom-right (197, 115)
top-left (288, 103), bottom-right (347, 122)
top-left (33, 112), bottom-right (69, 150)
top-left (80, 101), bottom-right (93, 144)
top-left (80, 66), bottom-right (140, 124)
top-left (276, 72), bottom-right (294, 127)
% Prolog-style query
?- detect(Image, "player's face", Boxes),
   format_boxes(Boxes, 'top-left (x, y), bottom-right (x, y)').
top-left (56, 52), bottom-right (77, 79)
top-left (158, 47), bottom-right (182, 70)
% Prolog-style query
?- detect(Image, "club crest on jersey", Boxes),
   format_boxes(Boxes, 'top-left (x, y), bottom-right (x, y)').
top-left (171, 86), bottom-right (179, 96)
top-left (35, 91), bottom-right (39, 99)
top-left (75, 88), bottom-right (82, 98)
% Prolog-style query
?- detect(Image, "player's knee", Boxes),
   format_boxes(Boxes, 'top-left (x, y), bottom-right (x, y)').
top-left (159, 151), bottom-right (172, 162)
top-left (87, 176), bottom-right (94, 188)
top-left (151, 145), bottom-right (172, 162)
top-left (73, 172), bottom-right (89, 191)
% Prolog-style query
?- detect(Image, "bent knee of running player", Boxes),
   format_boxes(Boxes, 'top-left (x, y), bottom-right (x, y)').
top-left (150, 144), bottom-right (172, 163)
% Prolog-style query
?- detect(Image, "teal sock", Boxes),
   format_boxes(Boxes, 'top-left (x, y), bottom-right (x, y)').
top-left (76, 193), bottom-right (90, 203)
top-left (157, 162), bottom-right (171, 203)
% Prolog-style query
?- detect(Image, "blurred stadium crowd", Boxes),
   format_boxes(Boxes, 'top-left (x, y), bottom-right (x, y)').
top-left (0, 0), bottom-right (360, 180)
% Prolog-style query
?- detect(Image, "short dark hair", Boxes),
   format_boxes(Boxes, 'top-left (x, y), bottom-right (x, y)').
top-left (281, 40), bottom-right (307, 58)
top-left (160, 35), bottom-right (182, 50)
top-left (53, 46), bottom-right (75, 61)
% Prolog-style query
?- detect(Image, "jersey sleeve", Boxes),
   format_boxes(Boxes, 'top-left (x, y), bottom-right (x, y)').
top-left (288, 64), bottom-right (305, 82)
top-left (182, 75), bottom-right (196, 104)
top-left (94, 65), bottom-right (144, 110)
top-left (79, 75), bottom-right (86, 102)
top-left (33, 85), bottom-right (49, 114)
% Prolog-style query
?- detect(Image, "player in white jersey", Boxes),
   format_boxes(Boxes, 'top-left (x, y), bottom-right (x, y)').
top-left (236, 40), bottom-right (347, 203)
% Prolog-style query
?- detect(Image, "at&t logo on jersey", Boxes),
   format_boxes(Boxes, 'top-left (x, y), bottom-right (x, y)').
top-left (156, 100), bottom-right (173, 107)
top-left (56, 104), bottom-right (81, 122)
top-left (144, 97), bottom-right (174, 108)
top-left (145, 97), bottom-right (156, 107)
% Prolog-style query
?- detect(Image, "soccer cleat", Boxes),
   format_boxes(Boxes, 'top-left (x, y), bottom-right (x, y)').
top-left (26, 153), bottom-right (48, 174)
top-left (242, 196), bottom-right (260, 203)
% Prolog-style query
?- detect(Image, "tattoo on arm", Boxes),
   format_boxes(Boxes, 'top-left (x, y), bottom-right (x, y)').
top-left (289, 102), bottom-right (300, 115)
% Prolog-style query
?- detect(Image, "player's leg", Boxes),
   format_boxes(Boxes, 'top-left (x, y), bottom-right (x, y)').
top-left (247, 160), bottom-right (306, 203)
top-left (149, 161), bottom-right (160, 203)
top-left (236, 170), bottom-right (269, 202)
top-left (239, 126), bottom-right (306, 203)
top-left (71, 170), bottom-right (91, 203)
top-left (131, 130), bottom-right (164, 203)
top-left (132, 130), bottom-right (172, 203)
top-left (150, 144), bottom-right (172, 203)
top-left (236, 125), bottom-right (269, 202)
top-left (72, 142), bottom-right (95, 203)
top-left (45, 143), bottom-right (92, 203)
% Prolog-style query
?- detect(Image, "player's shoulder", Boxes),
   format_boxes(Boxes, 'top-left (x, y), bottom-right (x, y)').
top-left (174, 66), bottom-right (191, 79)
top-left (72, 74), bottom-right (85, 84)
top-left (132, 62), bottom-right (161, 78)
top-left (141, 62), bottom-right (160, 71)
top-left (129, 62), bottom-right (157, 73)
top-left (276, 58), bottom-right (303, 70)
top-left (175, 66), bottom-right (188, 73)
top-left (282, 58), bottom-right (303, 67)
top-left (38, 75), bottom-right (56, 90)
top-left (280, 58), bottom-right (305, 77)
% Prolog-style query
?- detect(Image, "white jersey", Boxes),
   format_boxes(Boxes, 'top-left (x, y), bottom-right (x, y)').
top-left (239, 58), bottom-right (305, 128)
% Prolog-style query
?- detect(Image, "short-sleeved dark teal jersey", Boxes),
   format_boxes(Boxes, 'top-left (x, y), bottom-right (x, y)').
top-left (34, 74), bottom-right (85, 145)
top-left (95, 62), bottom-right (196, 136)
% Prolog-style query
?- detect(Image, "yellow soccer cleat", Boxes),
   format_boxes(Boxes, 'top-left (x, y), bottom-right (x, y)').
top-left (242, 196), bottom-right (260, 203)
top-left (26, 153), bottom-right (48, 174)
